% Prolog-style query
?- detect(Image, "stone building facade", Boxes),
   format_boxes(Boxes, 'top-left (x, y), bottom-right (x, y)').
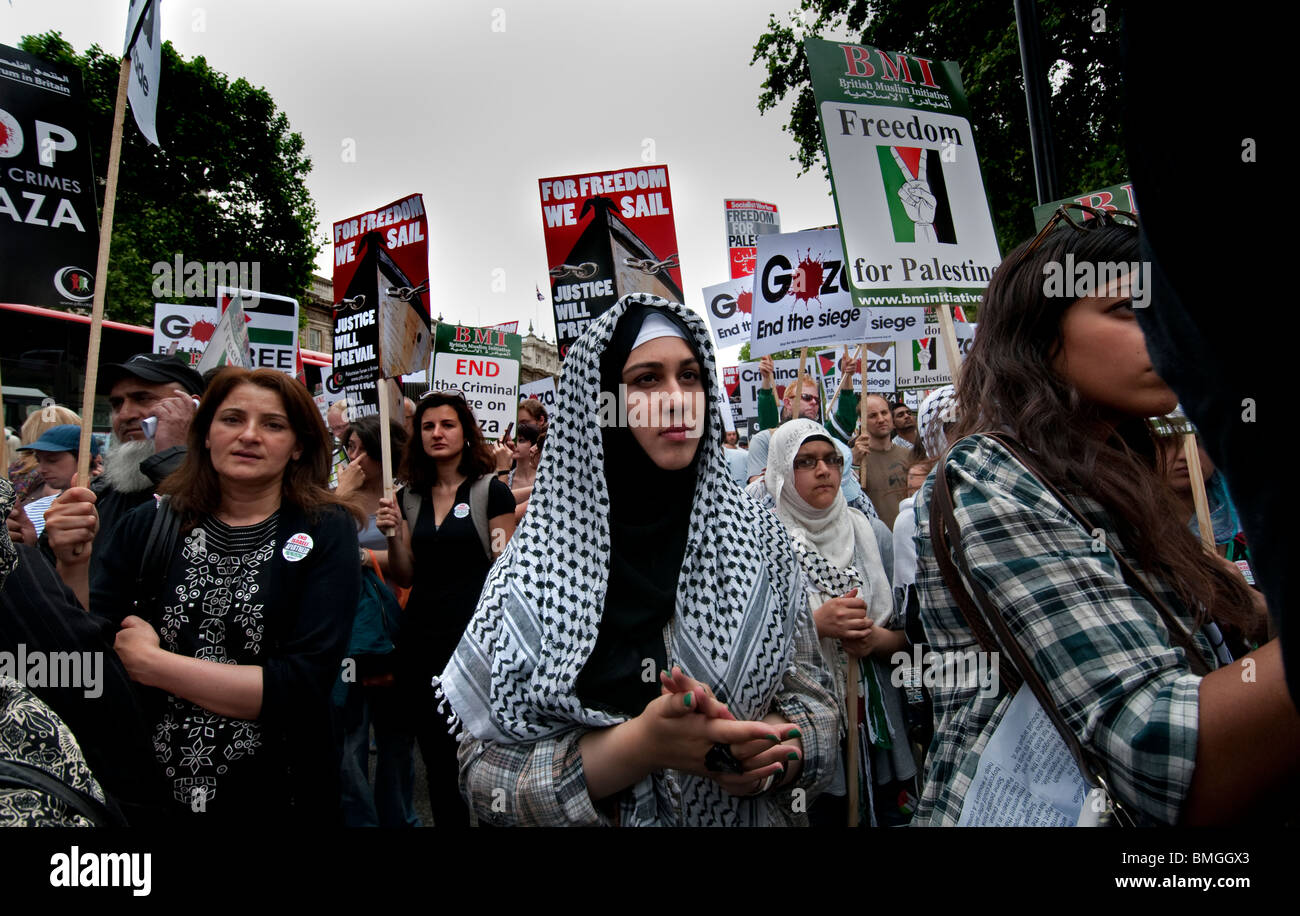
top-left (302, 274), bottom-right (560, 385)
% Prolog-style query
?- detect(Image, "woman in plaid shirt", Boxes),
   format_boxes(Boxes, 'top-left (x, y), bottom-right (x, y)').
top-left (912, 209), bottom-right (1293, 826)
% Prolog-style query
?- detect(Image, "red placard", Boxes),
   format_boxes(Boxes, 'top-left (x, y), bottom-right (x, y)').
top-left (539, 165), bottom-right (682, 359)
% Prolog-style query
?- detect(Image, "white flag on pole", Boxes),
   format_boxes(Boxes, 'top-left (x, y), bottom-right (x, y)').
top-left (196, 297), bottom-right (252, 374)
top-left (123, 0), bottom-right (161, 146)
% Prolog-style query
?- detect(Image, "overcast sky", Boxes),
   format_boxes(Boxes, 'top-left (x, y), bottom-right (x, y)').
top-left (3, 0), bottom-right (847, 363)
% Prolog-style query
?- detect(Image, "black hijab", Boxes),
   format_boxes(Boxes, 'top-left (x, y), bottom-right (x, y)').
top-left (574, 302), bottom-right (709, 716)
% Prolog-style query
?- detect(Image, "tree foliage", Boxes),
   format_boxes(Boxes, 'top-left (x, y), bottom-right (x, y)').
top-left (738, 343), bottom-right (797, 362)
top-left (20, 32), bottom-right (320, 325)
top-left (751, 1), bottom-right (1128, 253)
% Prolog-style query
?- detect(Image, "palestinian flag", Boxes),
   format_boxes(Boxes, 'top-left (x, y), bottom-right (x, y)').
top-left (877, 146), bottom-right (957, 245)
top-left (912, 336), bottom-right (937, 371)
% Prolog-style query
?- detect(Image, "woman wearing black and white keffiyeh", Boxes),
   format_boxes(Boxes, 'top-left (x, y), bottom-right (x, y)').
top-left (435, 294), bottom-right (838, 826)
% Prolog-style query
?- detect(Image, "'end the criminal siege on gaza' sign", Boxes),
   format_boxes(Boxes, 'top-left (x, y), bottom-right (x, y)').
top-left (430, 323), bottom-right (522, 439)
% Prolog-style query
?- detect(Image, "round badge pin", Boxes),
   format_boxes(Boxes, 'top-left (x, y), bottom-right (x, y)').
top-left (283, 532), bottom-right (314, 562)
top-left (452, 502), bottom-right (470, 519)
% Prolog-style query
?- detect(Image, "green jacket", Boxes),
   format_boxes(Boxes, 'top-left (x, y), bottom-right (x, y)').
top-left (757, 386), bottom-right (859, 445)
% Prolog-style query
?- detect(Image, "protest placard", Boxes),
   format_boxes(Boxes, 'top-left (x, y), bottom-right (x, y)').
top-left (539, 165), bottom-right (682, 359)
top-left (430, 324), bottom-right (522, 439)
top-left (153, 290), bottom-right (300, 374)
top-left (804, 38), bottom-right (1000, 315)
top-left (817, 342), bottom-right (896, 397)
top-left (894, 324), bottom-right (976, 389)
top-left (732, 357), bottom-right (817, 418)
top-left (219, 288), bottom-right (298, 374)
top-left (332, 192), bottom-right (432, 386)
top-left (519, 377), bottom-right (557, 413)
top-left (749, 228), bottom-right (867, 356)
top-left (194, 297), bottom-right (252, 374)
top-left (0, 45), bottom-right (100, 309)
top-left (724, 199), bottom-right (780, 278)
top-left (702, 276), bottom-right (754, 351)
top-left (1033, 181), bottom-right (1138, 231)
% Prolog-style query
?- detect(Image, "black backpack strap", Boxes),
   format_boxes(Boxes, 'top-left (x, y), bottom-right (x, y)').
top-left (399, 486), bottom-right (422, 531)
top-left (469, 475), bottom-right (494, 560)
top-left (133, 496), bottom-right (181, 622)
top-left (0, 758), bottom-right (127, 826)
top-left (929, 457), bottom-right (1136, 825)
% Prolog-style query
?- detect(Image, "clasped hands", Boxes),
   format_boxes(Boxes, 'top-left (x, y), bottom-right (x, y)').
top-left (639, 665), bottom-right (802, 798)
top-left (814, 587), bottom-right (877, 658)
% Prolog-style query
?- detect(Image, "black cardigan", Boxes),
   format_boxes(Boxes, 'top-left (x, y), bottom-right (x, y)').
top-left (89, 498), bottom-right (361, 824)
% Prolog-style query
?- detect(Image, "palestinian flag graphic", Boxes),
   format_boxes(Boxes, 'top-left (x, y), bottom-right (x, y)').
top-left (912, 336), bottom-right (938, 371)
top-left (877, 146), bottom-right (957, 245)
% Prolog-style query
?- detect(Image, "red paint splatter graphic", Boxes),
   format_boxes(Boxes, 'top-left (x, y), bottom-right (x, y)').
top-left (189, 319), bottom-right (217, 343)
top-left (736, 290), bottom-right (752, 314)
top-left (793, 250), bottom-right (825, 305)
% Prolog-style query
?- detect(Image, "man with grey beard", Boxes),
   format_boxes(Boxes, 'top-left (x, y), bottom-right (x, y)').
top-left (40, 354), bottom-right (203, 584)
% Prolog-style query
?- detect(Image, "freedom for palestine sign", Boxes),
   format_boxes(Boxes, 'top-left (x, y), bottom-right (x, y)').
top-left (804, 38), bottom-right (1000, 314)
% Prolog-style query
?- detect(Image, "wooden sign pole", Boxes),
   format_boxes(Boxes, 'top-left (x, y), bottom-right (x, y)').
top-left (935, 303), bottom-right (964, 388)
top-left (1183, 433), bottom-right (1216, 553)
top-left (856, 344), bottom-right (868, 489)
top-left (76, 57), bottom-right (132, 489)
top-left (846, 657), bottom-right (861, 827)
top-left (377, 378), bottom-right (397, 536)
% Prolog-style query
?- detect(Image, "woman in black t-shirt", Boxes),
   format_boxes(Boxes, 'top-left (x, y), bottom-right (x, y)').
top-left (378, 390), bottom-right (515, 827)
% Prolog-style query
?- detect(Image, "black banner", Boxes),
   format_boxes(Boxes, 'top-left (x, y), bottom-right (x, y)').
top-left (0, 45), bottom-right (99, 307)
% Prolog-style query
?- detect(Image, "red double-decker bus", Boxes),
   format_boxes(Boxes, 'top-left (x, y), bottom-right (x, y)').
top-left (0, 302), bottom-right (331, 433)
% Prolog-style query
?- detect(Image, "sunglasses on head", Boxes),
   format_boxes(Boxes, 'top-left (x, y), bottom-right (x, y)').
top-left (1010, 203), bottom-right (1139, 274)
top-left (423, 388), bottom-right (466, 402)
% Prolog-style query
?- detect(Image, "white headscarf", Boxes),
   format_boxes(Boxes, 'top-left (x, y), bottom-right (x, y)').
top-left (766, 419), bottom-right (891, 625)
top-left (766, 420), bottom-right (855, 568)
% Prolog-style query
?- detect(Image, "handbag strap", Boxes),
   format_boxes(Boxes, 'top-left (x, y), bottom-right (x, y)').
top-left (365, 548), bottom-right (384, 583)
top-left (931, 467), bottom-right (1095, 777)
top-left (0, 758), bottom-right (127, 827)
top-left (981, 432), bottom-right (1210, 677)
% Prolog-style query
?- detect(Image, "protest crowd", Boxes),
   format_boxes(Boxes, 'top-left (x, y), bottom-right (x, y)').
top-left (3, 230), bottom-right (1294, 827)
top-left (0, 7), bottom-right (1292, 834)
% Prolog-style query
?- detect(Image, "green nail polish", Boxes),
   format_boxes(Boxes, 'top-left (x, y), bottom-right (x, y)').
top-left (660, 670), bottom-right (670, 681)
top-left (785, 728), bottom-right (801, 739)
top-left (787, 751), bottom-right (799, 761)
top-left (765, 734), bottom-right (780, 742)
top-left (683, 692), bottom-right (692, 708)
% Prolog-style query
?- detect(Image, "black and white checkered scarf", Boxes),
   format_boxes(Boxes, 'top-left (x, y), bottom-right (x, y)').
top-left (434, 294), bottom-right (808, 826)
